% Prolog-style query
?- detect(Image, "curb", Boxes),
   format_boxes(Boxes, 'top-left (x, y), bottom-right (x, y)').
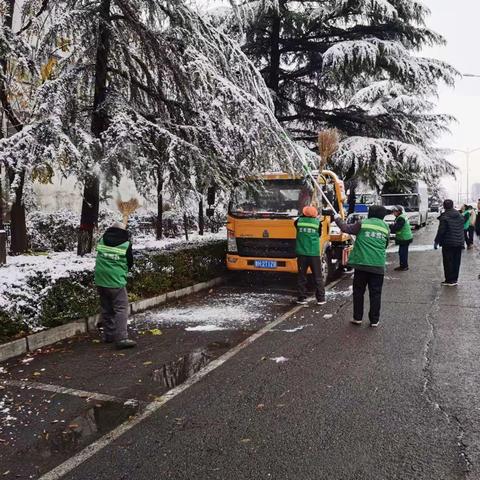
top-left (0, 276), bottom-right (225, 363)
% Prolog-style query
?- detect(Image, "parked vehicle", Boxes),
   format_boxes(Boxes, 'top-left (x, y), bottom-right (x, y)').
top-left (382, 182), bottom-right (429, 229)
top-left (226, 170), bottom-right (353, 282)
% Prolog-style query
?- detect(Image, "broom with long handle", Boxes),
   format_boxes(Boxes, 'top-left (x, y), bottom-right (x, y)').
top-left (310, 129), bottom-right (340, 214)
top-left (116, 198), bottom-right (140, 226)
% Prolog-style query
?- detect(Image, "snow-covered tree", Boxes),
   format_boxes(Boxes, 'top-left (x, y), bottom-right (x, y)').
top-left (0, 0), bottom-right (58, 253)
top-left (1, 0), bottom-right (308, 254)
top-left (222, 0), bottom-right (457, 192)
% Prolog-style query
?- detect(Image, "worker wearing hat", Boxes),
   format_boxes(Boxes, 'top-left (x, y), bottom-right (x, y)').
top-left (334, 205), bottom-right (390, 327)
top-left (94, 221), bottom-right (136, 349)
top-left (390, 205), bottom-right (413, 271)
top-left (295, 205), bottom-right (325, 305)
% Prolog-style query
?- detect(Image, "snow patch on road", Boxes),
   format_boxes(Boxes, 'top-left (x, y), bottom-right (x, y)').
top-left (270, 356), bottom-right (288, 363)
top-left (185, 325), bottom-right (228, 332)
top-left (323, 314), bottom-right (333, 319)
top-left (327, 286), bottom-right (352, 298)
top-left (274, 325), bottom-right (312, 333)
top-left (132, 291), bottom-right (290, 331)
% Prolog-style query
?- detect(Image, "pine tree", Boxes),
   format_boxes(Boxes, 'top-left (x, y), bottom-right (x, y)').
top-left (224, 0), bottom-right (457, 189)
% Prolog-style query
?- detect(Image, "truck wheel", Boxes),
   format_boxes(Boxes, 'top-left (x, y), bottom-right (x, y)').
top-left (322, 249), bottom-right (339, 283)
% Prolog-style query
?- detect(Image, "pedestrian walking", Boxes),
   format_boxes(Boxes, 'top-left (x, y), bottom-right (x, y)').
top-left (461, 205), bottom-right (474, 249)
top-left (295, 205), bottom-right (326, 305)
top-left (475, 200), bottom-right (480, 249)
top-left (434, 199), bottom-right (464, 287)
top-left (390, 205), bottom-right (413, 271)
top-left (94, 221), bottom-right (136, 349)
top-left (334, 205), bottom-right (390, 327)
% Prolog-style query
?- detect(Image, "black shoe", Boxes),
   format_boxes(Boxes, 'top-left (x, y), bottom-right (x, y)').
top-left (370, 322), bottom-right (380, 328)
top-left (296, 298), bottom-right (308, 305)
top-left (103, 337), bottom-right (114, 344)
top-left (394, 266), bottom-right (409, 271)
top-left (350, 319), bottom-right (362, 325)
top-left (441, 281), bottom-right (458, 287)
top-left (116, 339), bottom-right (137, 349)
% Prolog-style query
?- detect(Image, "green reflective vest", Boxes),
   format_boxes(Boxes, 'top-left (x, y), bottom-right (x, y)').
top-left (463, 211), bottom-right (471, 230)
top-left (295, 216), bottom-right (320, 257)
top-left (94, 238), bottom-right (130, 288)
top-left (396, 213), bottom-right (413, 242)
top-left (348, 218), bottom-right (389, 268)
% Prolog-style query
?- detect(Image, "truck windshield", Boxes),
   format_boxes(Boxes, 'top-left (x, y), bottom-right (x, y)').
top-left (381, 195), bottom-right (419, 212)
top-left (229, 179), bottom-right (313, 218)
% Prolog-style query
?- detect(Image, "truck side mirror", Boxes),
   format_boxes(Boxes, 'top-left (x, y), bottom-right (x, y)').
top-left (207, 186), bottom-right (216, 206)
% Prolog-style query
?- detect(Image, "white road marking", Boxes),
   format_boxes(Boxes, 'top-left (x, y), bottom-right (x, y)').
top-left (3, 380), bottom-right (134, 405)
top-left (38, 276), bottom-right (346, 480)
top-left (387, 244), bottom-right (434, 253)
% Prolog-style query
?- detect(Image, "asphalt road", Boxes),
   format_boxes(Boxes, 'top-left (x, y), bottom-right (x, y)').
top-left (58, 223), bottom-right (480, 480)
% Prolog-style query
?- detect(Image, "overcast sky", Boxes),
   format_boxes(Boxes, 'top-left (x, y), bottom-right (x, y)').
top-left (421, 0), bottom-right (480, 200)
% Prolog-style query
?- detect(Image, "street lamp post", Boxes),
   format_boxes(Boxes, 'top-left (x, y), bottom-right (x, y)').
top-left (453, 148), bottom-right (480, 204)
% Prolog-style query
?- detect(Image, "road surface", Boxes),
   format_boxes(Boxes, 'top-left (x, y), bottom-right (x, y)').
top-left (3, 222), bottom-right (480, 479)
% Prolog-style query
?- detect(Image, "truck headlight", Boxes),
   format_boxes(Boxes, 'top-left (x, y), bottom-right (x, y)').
top-left (227, 230), bottom-right (238, 253)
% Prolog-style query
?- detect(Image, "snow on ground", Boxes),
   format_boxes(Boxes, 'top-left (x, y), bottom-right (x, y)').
top-left (134, 229), bottom-right (225, 251)
top-left (132, 291), bottom-right (291, 332)
top-left (0, 231), bottom-right (226, 324)
top-left (0, 253), bottom-right (95, 313)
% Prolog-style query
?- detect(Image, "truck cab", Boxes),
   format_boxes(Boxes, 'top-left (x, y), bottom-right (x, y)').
top-left (226, 171), bottom-right (352, 281)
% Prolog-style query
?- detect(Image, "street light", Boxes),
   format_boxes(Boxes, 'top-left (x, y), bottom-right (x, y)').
top-left (452, 148), bottom-right (480, 203)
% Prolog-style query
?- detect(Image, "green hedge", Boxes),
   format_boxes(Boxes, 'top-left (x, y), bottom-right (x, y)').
top-left (0, 240), bottom-right (226, 343)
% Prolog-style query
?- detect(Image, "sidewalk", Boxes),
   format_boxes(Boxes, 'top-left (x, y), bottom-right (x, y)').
top-left (3, 223), bottom-right (480, 479)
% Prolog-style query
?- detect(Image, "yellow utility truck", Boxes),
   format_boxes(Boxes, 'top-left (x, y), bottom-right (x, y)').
top-left (226, 170), bottom-right (352, 281)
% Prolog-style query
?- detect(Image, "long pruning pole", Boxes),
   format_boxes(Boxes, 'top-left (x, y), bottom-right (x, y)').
top-left (279, 130), bottom-right (340, 216)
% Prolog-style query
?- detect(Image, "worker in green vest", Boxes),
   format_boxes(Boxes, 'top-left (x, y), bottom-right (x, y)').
top-left (390, 205), bottom-right (414, 271)
top-left (295, 205), bottom-right (325, 305)
top-left (94, 221), bottom-right (136, 349)
top-left (334, 206), bottom-right (390, 327)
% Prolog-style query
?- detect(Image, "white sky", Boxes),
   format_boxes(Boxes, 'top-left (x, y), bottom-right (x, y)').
top-left (421, 0), bottom-right (480, 200)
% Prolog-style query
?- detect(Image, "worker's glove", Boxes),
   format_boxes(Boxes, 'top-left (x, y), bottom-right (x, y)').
top-left (321, 209), bottom-right (335, 219)
top-left (433, 242), bottom-right (439, 250)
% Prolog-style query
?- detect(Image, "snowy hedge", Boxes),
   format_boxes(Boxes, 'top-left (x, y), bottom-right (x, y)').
top-left (26, 209), bottom-right (205, 252)
top-left (0, 240), bottom-right (226, 343)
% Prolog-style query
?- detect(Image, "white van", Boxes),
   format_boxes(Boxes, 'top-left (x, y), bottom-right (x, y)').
top-left (382, 182), bottom-right (429, 229)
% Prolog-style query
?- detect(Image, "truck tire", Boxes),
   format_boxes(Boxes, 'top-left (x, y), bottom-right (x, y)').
top-left (322, 247), bottom-right (340, 284)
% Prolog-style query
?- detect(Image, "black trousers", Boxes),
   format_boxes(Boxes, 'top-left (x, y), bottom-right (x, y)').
top-left (465, 227), bottom-right (474, 246)
top-left (297, 256), bottom-right (325, 301)
top-left (398, 244), bottom-right (410, 268)
top-left (442, 246), bottom-right (463, 283)
top-left (353, 270), bottom-right (384, 324)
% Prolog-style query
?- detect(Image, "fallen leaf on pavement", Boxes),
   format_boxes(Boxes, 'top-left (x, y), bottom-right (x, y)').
top-left (240, 438), bottom-right (251, 443)
top-left (33, 372), bottom-right (41, 376)
top-left (148, 329), bottom-right (162, 336)
top-left (256, 404), bottom-right (265, 410)
top-left (92, 339), bottom-right (101, 344)
top-left (143, 361), bottom-right (153, 366)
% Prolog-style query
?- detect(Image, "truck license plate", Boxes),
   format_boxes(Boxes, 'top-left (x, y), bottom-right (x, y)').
top-left (254, 260), bottom-right (277, 269)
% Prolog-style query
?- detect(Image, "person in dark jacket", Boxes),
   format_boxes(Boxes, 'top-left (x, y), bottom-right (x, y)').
top-left (295, 205), bottom-right (325, 305)
top-left (94, 222), bottom-right (136, 349)
top-left (390, 205), bottom-right (413, 271)
top-left (334, 205), bottom-right (390, 327)
top-left (462, 205), bottom-right (474, 249)
top-left (434, 199), bottom-right (464, 286)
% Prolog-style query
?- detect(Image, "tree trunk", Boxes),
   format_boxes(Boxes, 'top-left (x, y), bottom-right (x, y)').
top-left (1, 0), bottom-right (28, 255)
top-left (77, 0), bottom-right (112, 255)
top-left (267, 8), bottom-right (281, 115)
top-left (183, 214), bottom-right (189, 241)
top-left (156, 175), bottom-right (163, 240)
top-left (347, 181), bottom-right (357, 216)
top-left (198, 197), bottom-right (204, 236)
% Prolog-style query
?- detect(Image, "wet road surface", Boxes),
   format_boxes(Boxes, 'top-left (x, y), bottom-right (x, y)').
top-left (4, 222), bottom-right (480, 479)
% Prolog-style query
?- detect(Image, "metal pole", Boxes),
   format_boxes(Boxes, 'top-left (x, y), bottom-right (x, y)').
top-left (466, 151), bottom-right (470, 203)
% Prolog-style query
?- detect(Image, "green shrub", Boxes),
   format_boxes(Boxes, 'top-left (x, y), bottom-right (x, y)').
top-left (0, 240), bottom-right (227, 342)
